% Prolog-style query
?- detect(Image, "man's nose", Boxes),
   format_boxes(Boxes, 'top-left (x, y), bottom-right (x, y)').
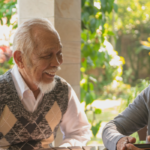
top-left (50, 55), bottom-right (60, 66)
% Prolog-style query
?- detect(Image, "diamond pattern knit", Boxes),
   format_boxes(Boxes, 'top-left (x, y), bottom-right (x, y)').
top-left (0, 70), bottom-right (69, 150)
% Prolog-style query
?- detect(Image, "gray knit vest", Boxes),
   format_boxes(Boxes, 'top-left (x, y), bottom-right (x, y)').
top-left (0, 70), bottom-right (69, 150)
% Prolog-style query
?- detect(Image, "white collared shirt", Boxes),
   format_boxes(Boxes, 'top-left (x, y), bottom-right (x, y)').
top-left (10, 65), bottom-right (90, 146)
top-left (11, 65), bottom-right (43, 112)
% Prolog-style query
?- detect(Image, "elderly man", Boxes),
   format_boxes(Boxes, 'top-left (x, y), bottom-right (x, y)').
top-left (102, 86), bottom-right (150, 150)
top-left (0, 18), bottom-right (90, 150)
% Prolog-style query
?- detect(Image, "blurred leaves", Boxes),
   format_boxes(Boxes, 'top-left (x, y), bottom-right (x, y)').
top-left (8, 57), bottom-right (13, 65)
top-left (94, 108), bottom-right (102, 114)
top-left (0, 0), bottom-right (17, 28)
top-left (0, 0), bottom-right (16, 74)
top-left (81, 0), bottom-right (121, 138)
top-left (91, 121), bottom-right (101, 137)
top-left (0, 46), bottom-right (13, 74)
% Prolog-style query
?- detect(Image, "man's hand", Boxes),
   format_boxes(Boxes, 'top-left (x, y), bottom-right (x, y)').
top-left (124, 135), bottom-right (150, 150)
top-left (117, 136), bottom-right (136, 150)
top-left (126, 143), bottom-right (144, 150)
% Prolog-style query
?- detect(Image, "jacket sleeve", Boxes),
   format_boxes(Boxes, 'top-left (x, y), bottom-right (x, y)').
top-left (102, 86), bottom-right (150, 150)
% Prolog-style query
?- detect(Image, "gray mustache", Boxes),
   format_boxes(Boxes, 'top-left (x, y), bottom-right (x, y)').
top-left (45, 66), bottom-right (61, 73)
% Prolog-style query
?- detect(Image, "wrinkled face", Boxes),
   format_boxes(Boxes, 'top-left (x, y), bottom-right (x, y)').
top-left (23, 28), bottom-right (63, 88)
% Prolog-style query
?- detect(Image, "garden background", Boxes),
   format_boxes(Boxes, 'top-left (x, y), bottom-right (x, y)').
top-left (1, 0), bottom-right (150, 146)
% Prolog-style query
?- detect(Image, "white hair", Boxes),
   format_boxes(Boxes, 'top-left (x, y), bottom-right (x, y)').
top-left (37, 66), bottom-right (61, 93)
top-left (37, 78), bottom-right (57, 94)
top-left (13, 18), bottom-right (60, 63)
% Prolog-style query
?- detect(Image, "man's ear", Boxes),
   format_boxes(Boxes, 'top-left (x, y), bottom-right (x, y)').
top-left (13, 51), bottom-right (24, 68)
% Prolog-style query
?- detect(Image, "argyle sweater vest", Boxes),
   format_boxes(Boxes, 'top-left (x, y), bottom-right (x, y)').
top-left (0, 70), bottom-right (69, 150)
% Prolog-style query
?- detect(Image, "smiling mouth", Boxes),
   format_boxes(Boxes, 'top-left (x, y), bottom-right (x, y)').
top-left (45, 72), bottom-right (56, 77)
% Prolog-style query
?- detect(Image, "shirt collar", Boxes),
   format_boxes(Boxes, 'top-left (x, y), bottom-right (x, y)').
top-left (11, 64), bottom-right (30, 99)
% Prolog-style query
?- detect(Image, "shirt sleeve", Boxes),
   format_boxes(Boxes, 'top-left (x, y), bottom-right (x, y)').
top-left (102, 86), bottom-right (150, 150)
top-left (59, 84), bottom-right (91, 147)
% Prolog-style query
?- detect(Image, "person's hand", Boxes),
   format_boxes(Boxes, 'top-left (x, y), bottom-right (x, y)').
top-left (126, 143), bottom-right (144, 150)
top-left (125, 135), bottom-right (150, 150)
top-left (117, 136), bottom-right (137, 150)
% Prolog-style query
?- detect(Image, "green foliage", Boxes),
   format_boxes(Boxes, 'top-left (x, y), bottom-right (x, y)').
top-left (8, 57), bottom-right (13, 65)
top-left (81, 0), bottom-right (121, 137)
top-left (108, 0), bottom-right (150, 85)
top-left (114, 0), bottom-right (150, 33)
top-left (0, 0), bottom-right (17, 29)
top-left (91, 121), bottom-right (101, 137)
top-left (94, 108), bottom-right (102, 114)
top-left (0, 0), bottom-right (17, 74)
top-left (0, 58), bottom-right (13, 75)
